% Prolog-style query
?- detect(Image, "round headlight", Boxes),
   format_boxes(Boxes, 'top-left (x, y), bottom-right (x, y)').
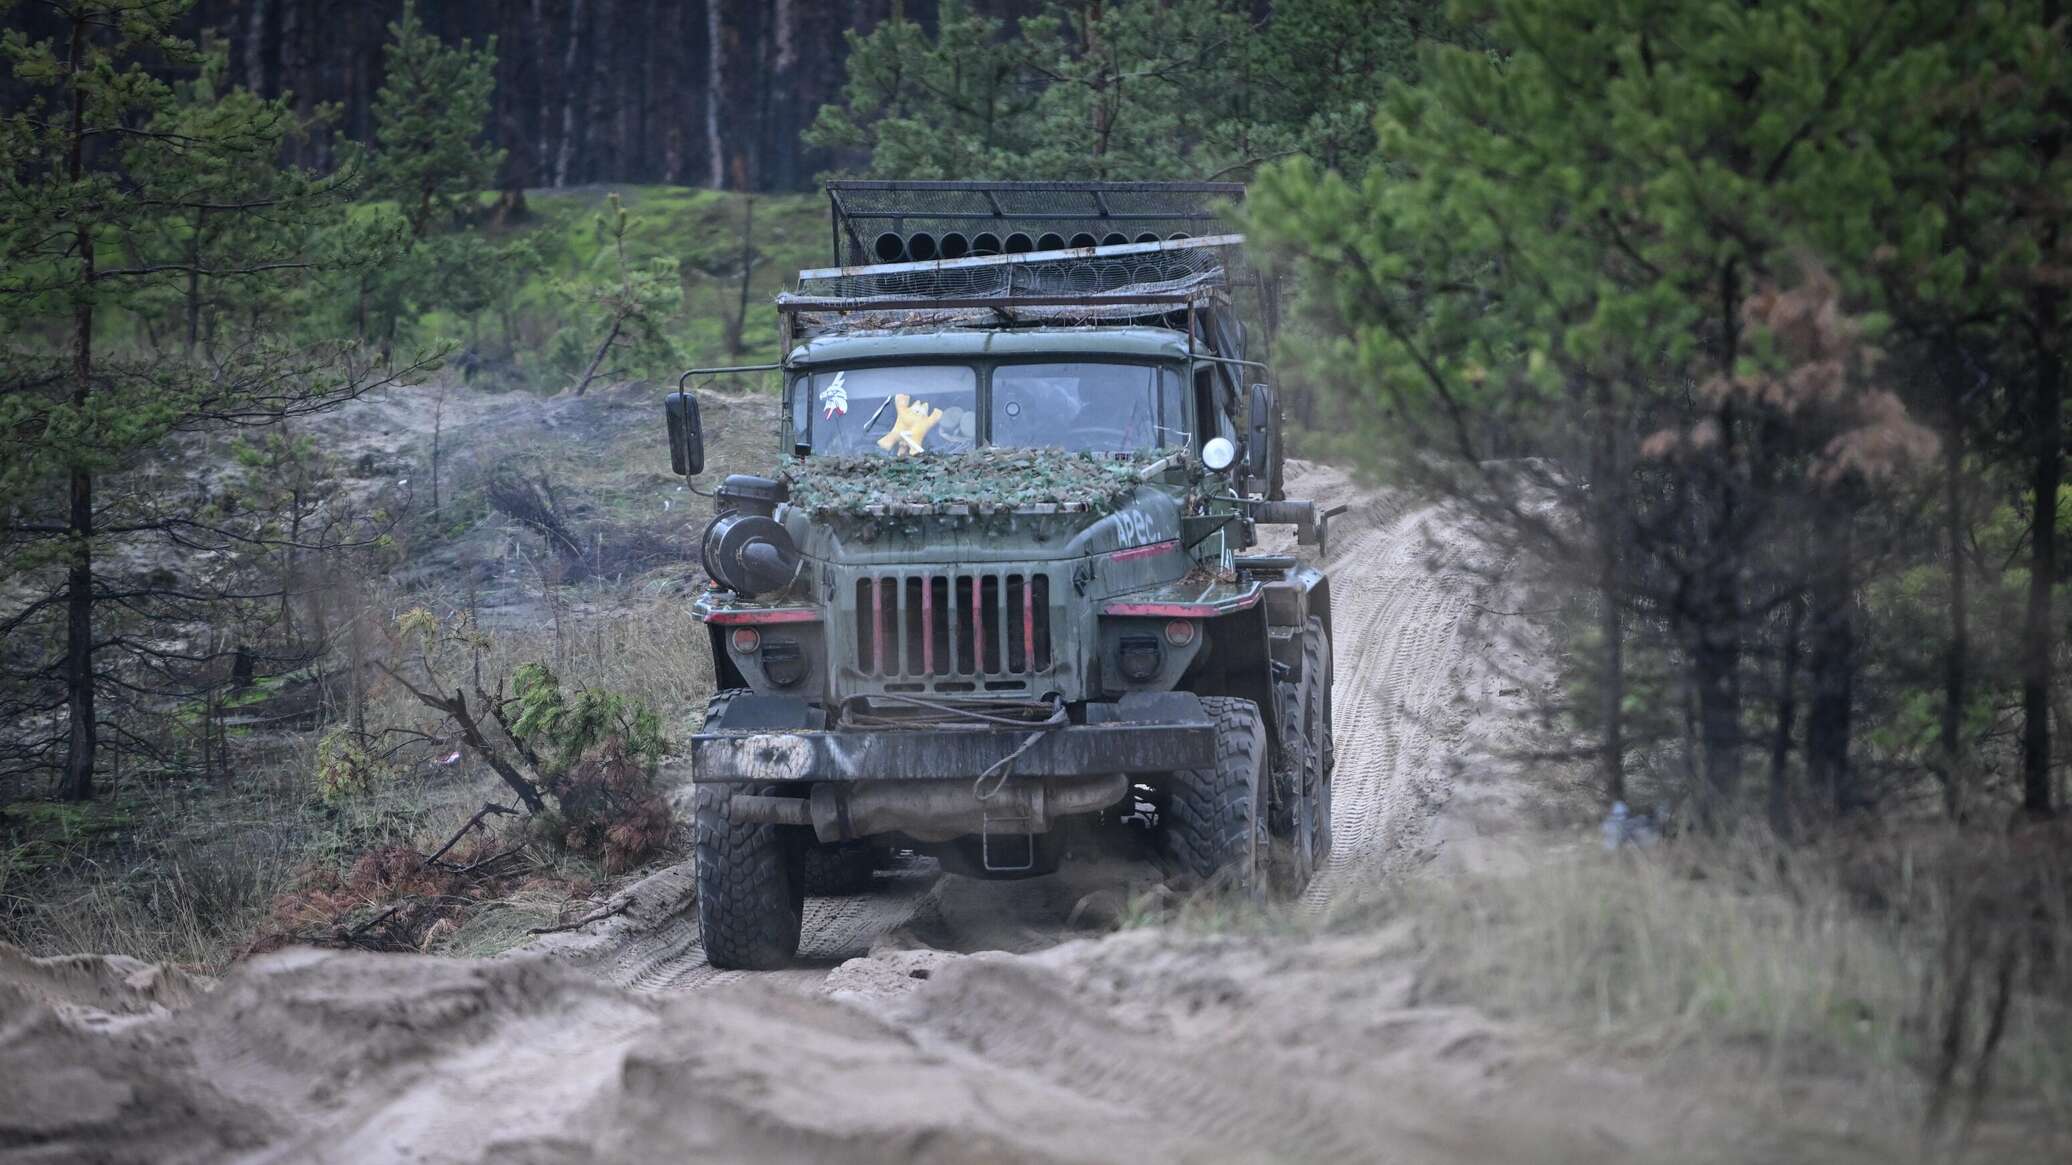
top-left (1163, 619), bottom-right (1197, 647)
top-left (730, 627), bottom-right (762, 654)
top-left (1201, 436), bottom-right (1237, 471)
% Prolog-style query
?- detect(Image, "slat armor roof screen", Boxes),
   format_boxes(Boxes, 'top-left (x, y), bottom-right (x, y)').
top-left (824, 180), bottom-right (1244, 267)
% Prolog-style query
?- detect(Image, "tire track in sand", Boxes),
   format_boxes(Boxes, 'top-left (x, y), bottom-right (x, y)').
top-left (1305, 495), bottom-right (1484, 907)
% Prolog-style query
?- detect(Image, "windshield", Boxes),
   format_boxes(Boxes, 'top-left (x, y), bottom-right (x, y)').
top-left (803, 365), bottom-right (979, 456)
top-left (991, 362), bottom-right (1184, 453)
top-left (795, 360), bottom-right (1188, 456)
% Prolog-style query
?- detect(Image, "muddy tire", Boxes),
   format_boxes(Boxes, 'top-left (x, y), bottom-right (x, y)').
top-left (1302, 617), bottom-right (1334, 861)
top-left (694, 689), bottom-right (803, 970)
top-left (1267, 681), bottom-right (1317, 895)
top-left (1157, 696), bottom-right (1268, 895)
top-left (799, 841), bottom-right (875, 896)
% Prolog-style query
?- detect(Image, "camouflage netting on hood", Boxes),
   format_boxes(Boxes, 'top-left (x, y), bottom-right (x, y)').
top-left (782, 448), bottom-right (1153, 516)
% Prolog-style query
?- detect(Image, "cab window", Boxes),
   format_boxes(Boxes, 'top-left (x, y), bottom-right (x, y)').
top-left (990, 363), bottom-right (1187, 453)
top-left (798, 364), bottom-right (979, 455)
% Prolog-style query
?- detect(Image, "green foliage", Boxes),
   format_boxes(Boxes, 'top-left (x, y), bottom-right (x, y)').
top-left (784, 448), bottom-right (1154, 516)
top-left (395, 606), bottom-right (442, 652)
top-left (0, 5), bottom-right (358, 513)
top-left (368, 1), bottom-right (504, 240)
top-left (506, 662), bottom-right (670, 873)
top-left (547, 193), bottom-right (684, 390)
top-left (332, 0), bottom-right (510, 350)
top-left (810, 0), bottom-right (1468, 181)
top-left (314, 730), bottom-right (394, 805)
top-left (509, 662), bottom-right (666, 775)
top-left (806, 0), bottom-right (1041, 179)
top-left (1242, 0), bottom-right (1470, 176)
top-left (0, 1), bottom-right (414, 799)
top-left (1250, 0), bottom-right (2072, 816)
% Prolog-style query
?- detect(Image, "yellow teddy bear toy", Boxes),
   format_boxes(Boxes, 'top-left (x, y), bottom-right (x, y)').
top-left (876, 392), bottom-right (943, 457)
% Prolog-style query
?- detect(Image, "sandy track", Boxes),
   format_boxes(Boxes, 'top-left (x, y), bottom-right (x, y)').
top-left (7, 464), bottom-right (1856, 1164)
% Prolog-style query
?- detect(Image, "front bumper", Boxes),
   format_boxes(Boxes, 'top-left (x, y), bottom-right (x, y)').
top-left (689, 691), bottom-right (1214, 783)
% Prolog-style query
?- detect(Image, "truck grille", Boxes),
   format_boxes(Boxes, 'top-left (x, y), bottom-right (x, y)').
top-left (854, 572), bottom-right (1053, 677)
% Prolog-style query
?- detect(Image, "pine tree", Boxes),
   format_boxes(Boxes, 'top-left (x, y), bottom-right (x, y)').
top-left (810, 0), bottom-right (1477, 182)
top-left (353, 0), bottom-right (507, 353)
top-left (552, 193), bottom-right (684, 393)
top-left (1247, 0), bottom-right (2053, 823)
top-left (0, 0), bottom-right (407, 800)
top-left (806, 0), bottom-right (1045, 179)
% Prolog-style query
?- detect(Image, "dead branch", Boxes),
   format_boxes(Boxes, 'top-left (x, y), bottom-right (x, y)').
top-left (449, 845), bottom-right (531, 875)
top-left (374, 662), bottom-right (548, 813)
top-left (526, 896), bottom-right (633, 935)
top-left (346, 900), bottom-right (408, 939)
top-left (423, 801), bottom-right (520, 868)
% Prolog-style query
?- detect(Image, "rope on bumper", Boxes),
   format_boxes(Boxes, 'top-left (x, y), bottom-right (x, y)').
top-left (974, 728), bottom-right (1057, 802)
top-left (829, 693), bottom-right (1069, 802)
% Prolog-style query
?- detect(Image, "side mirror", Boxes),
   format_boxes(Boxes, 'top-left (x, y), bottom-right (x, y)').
top-left (1247, 383), bottom-right (1275, 480)
top-left (665, 392), bottom-right (704, 476)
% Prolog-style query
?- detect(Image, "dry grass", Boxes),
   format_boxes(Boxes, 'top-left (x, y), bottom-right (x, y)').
top-left (0, 731), bottom-right (519, 968)
top-left (1394, 830), bottom-right (2071, 1149)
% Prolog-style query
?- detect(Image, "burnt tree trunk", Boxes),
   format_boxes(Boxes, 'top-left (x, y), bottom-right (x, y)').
top-left (1768, 591), bottom-right (1807, 838)
top-left (1805, 524), bottom-right (1857, 816)
top-left (705, 0), bottom-right (728, 188)
top-left (59, 10), bottom-right (97, 802)
top-left (1941, 359), bottom-right (1969, 816)
top-left (554, 0), bottom-right (588, 188)
top-left (1590, 378), bottom-right (1625, 806)
top-left (2019, 0), bottom-right (2065, 819)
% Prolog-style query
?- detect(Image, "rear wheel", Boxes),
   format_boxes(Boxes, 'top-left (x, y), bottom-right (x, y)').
top-left (1302, 617), bottom-right (1334, 862)
top-left (694, 690), bottom-right (804, 969)
top-left (1157, 696), bottom-right (1268, 897)
top-left (1268, 680), bottom-right (1317, 895)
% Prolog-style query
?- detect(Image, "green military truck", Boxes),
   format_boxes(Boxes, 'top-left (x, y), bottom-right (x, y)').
top-left (666, 181), bottom-right (1338, 968)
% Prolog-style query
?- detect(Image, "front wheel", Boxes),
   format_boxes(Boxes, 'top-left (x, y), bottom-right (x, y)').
top-left (1156, 696), bottom-right (1268, 897)
top-left (694, 784), bottom-right (804, 969)
top-left (693, 691), bottom-right (804, 969)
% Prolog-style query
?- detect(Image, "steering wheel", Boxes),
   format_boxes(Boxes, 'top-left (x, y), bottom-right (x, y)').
top-left (1065, 425), bottom-right (1133, 452)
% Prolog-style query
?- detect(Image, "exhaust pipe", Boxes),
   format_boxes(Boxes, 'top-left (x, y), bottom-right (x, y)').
top-left (1101, 231), bottom-right (1129, 248)
top-left (1134, 232), bottom-right (1160, 244)
top-left (939, 232), bottom-right (970, 259)
top-left (1069, 231), bottom-right (1098, 250)
top-left (1037, 231), bottom-right (1066, 252)
top-left (872, 232), bottom-right (906, 262)
top-left (905, 232), bottom-right (938, 261)
top-left (972, 231), bottom-right (1002, 256)
top-left (1004, 232), bottom-right (1034, 254)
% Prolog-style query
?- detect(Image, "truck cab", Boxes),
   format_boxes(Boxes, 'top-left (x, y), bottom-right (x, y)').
top-left (669, 182), bottom-right (1335, 968)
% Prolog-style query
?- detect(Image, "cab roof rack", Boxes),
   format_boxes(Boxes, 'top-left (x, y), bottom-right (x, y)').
top-left (824, 180), bottom-right (1243, 267)
top-left (788, 181), bottom-right (1274, 347)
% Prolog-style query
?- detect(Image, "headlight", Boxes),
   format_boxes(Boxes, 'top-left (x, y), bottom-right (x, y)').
top-left (1118, 634), bottom-right (1163, 682)
top-left (760, 638), bottom-right (806, 686)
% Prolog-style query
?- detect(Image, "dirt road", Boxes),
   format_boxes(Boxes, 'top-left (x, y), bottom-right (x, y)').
top-left (0, 465), bottom-right (1853, 1164)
